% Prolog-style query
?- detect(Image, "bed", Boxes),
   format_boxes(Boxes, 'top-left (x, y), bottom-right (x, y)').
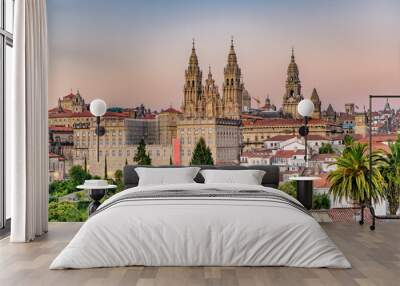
top-left (50, 165), bottom-right (351, 269)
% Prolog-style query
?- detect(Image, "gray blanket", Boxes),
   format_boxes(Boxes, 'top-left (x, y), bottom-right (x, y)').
top-left (92, 189), bottom-right (310, 217)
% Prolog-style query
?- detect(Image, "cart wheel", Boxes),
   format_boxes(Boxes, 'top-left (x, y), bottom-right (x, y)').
top-left (359, 220), bottom-right (364, 225)
top-left (370, 225), bottom-right (375, 231)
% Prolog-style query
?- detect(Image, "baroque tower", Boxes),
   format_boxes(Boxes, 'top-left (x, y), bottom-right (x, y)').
top-left (222, 39), bottom-right (244, 119)
top-left (310, 88), bottom-right (321, 119)
top-left (182, 40), bottom-right (203, 118)
top-left (282, 48), bottom-right (303, 118)
top-left (204, 66), bottom-right (223, 118)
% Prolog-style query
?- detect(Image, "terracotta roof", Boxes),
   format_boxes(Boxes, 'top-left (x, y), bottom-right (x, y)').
top-left (49, 152), bottom-right (65, 160)
top-left (240, 114), bottom-right (265, 120)
top-left (63, 92), bottom-right (75, 99)
top-left (49, 126), bottom-right (73, 132)
top-left (48, 111), bottom-right (129, 119)
top-left (273, 150), bottom-right (296, 158)
top-left (161, 107), bottom-right (182, 114)
top-left (293, 149), bottom-right (305, 155)
top-left (242, 118), bottom-right (333, 127)
top-left (358, 134), bottom-right (397, 144)
top-left (307, 134), bottom-right (329, 141)
top-left (314, 174), bottom-right (331, 189)
top-left (143, 114), bottom-right (157, 119)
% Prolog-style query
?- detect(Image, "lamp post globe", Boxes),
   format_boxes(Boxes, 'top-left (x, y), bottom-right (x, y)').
top-left (297, 99), bottom-right (315, 117)
top-left (90, 99), bottom-right (107, 162)
top-left (90, 99), bottom-right (107, 117)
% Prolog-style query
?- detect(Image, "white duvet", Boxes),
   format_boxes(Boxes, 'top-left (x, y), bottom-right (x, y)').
top-left (50, 183), bottom-right (351, 269)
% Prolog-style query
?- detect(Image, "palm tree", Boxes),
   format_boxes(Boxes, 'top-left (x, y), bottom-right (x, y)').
top-left (328, 142), bottom-right (385, 205)
top-left (379, 139), bottom-right (400, 215)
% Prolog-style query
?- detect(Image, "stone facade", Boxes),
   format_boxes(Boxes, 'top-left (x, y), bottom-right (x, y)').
top-left (181, 40), bottom-right (249, 120)
top-left (242, 118), bottom-right (339, 151)
top-left (58, 90), bottom-right (86, 113)
top-left (177, 118), bottom-right (241, 165)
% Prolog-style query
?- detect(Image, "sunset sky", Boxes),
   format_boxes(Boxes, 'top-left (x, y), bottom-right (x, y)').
top-left (47, 0), bottom-right (400, 112)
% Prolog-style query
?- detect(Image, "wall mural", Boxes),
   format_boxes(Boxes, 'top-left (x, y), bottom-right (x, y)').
top-left (46, 0), bottom-right (400, 221)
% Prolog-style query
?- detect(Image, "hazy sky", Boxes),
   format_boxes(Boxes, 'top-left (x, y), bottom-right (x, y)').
top-left (47, 0), bottom-right (400, 112)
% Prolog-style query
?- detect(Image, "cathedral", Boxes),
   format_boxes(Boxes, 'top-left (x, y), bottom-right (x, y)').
top-left (57, 89), bottom-right (86, 113)
top-left (282, 49), bottom-right (321, 119)
top-left (181, 40), bottom-right (251, 120)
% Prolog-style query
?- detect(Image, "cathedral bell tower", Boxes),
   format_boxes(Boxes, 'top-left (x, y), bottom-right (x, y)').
top-left (282, 48), bottom-right (303, 118)
top-left (222, 38), bottom-right (243, 119)
top-left (182, 40), bottom-right (203, 118)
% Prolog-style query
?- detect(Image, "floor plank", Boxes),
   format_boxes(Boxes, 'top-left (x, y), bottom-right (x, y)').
top-left (0, 222), bottom-right (399, 286)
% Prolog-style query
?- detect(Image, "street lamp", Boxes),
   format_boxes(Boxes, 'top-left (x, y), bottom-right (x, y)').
top-left (90, 99), bottom-right (107, 162)
top-left (297, 99), bottom-right (315, 167)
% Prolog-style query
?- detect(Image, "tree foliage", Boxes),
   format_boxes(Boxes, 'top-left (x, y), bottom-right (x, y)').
top-left (190, 137), bottom-right (214, 165)
top-left (68, 165), bottom-right (90, 185)
top-left (48, 201), bottom-right (83, 222)
top-left (114, 169), bottom-right (123, 182)
top-left (319, 143), bottom-right (334, 154)
top-left (278, 181), bottom-right (296, 198)
top-left (328, 142), bottom-right (385, 204)
top-left (313, 193), bottom-right (331, 209)
top-left (379, 136), bottom-right (400, 215)
top-left (134, 139), bottom-right (152, 165)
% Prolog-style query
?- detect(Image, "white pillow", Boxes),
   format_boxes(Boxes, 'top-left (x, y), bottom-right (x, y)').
top-left (135, 167), bottom-right (201, 186)
top-left (200, 169), bottom-right (266, 185)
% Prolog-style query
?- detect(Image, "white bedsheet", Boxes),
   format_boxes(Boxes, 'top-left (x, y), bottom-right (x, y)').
top-left (50, 183), bottom-right (351, 269)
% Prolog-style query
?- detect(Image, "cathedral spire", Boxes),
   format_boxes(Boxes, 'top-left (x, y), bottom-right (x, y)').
top-left (228, 36), bottom-right (237, 65)
top-left (291, 47), bottom-right (295, 62)
top-left (189, 38), bottom-right (199, 66)
top-left (208, 65), bottom-right (212, 79)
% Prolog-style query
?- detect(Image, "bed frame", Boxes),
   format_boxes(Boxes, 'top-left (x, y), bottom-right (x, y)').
top-left (123, 165), bottom-right (280, 190)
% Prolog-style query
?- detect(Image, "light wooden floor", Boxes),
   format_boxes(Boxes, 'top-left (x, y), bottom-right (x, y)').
top-left (0, 222), bottom-right (399, 286)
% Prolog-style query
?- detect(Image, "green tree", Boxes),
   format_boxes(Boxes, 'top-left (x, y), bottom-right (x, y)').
top-left (319, 143), bottom-right (334, 154)
top-left (125, 157), bottom-right (128, 166)
top-left (278, 181), bottom-right (296, 198)
top-left (379, 137), bottom-right (400, 215)
top-left (104, 155), bottom-right (108, 179)
top-left (68, 165), bottom-right (90, 185)
top-left (169, 156), bottom-right (173, 166)
top-left (190, 137), bottom-right (214, 165)
top-left (84, 156), bottom-right (87, 173)
top-left (134, 139), bottom-right (152, 165)
top-left (328, 142), bottom-right (385, 205)
top-left (48, 201), bottom-right (83, 222)
top-left (113, 169), bottom-right (125, 193)
top-left (114, 169), bottom-right (123, 182)
top-left (49, 180), bottom-right (76, 197)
